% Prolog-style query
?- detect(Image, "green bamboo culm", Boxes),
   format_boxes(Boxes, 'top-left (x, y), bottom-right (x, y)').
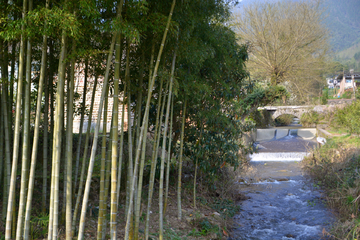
top-left (16, 0), bottom-right (33, 237)
top-left (116, 83), bottom-right (126, 206)
top-left (72, 71), bottom-right (98, 236)
top-left (177, 99), bottom-right (187, 220)
top-left (4, 0), bottom-right (27, 238)
top-left (77, 34), bottom-right (117, 240)
top-left (164, 88), bottom-right (175, 214)
top-left (110, 30), bottom-right (122, 240)
top-left (23, 0), bottom-right (49, 237)
top-left (159, 49), bottom-right (176, 239)
top-left (51, 25), bottom-right (67, 240)
top-left (1, 51), bottom-right (12, 226)
top-left (124, 1), bottom-right (176, 239)
top-left (97, 83), bottom-right (109, 240)
top-left (65, 38), bottom-right (76, 240)
top-left (134, 68), bottom-right (149, 239)
top-left (74, 60), bottom-right (88, 193)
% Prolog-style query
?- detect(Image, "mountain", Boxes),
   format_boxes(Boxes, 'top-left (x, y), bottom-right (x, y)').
top-left (232, 0), bottom-right (360, 53)
top-left (324, 0), bottom-right (360, 53)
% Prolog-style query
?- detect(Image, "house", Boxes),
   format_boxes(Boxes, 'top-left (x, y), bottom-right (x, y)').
top-left (70, 63), bottom-right (130, 133)
top-left (336, 70), bottom-right (360, 96)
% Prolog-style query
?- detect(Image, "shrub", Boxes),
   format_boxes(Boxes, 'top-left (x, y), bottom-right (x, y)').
top-left (356, 89), bottom-right (360, 100)
top-left (250, 109), bottom-right (274, 128)
top-left (331, 101), bottom-right (360, 135)
top-left (300, 111), bottom-right (322, 127)
top-left (275, 114), bottom-right (294, 126)
top-left (321, 88), bottom-right (328, 105)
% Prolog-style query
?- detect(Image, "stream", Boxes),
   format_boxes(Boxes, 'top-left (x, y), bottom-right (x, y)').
top-left (231, 128), bottom-right (335, 240)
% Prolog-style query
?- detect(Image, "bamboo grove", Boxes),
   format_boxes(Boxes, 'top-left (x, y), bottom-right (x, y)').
top-left (0, 0), bottom-right (255, 239)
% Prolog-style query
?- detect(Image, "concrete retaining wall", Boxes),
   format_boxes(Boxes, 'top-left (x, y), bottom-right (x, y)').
top-left (297, 128), bottom-right (317, 140)
top-left (256, 128), bottom-right (317, 142)
top-left (256, 129), bottom-right (277, 141)
top-left (276, 129), bottom-right (289, 139)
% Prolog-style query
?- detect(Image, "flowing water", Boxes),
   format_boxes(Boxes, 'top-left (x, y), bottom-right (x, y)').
top-left (231, 129), bottom-right (334, 240)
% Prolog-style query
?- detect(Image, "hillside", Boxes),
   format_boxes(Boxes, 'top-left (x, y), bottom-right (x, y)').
top-left (324, 0), bottom-right (360, 53)
top-left (337, 41), bottom-right (360, 60)
top-left (233, 0), bottom-right (360, 53)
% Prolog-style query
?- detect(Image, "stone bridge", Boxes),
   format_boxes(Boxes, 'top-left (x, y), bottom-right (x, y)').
top-left (258, 99), bottom-right (354, 119)
top-left (258, 106), bottom-right (311, 119)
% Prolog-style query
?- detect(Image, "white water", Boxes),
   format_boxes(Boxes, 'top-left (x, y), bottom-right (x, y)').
top-left (250, 152), bottom-right (309, 161)
top-left (231, 135), bottom-right (334, 240)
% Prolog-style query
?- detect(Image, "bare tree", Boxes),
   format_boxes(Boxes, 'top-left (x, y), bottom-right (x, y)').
top-left (233, 0), bottom-right (329, 102)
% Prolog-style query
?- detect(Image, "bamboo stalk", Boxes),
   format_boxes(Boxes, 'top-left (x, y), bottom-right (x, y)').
top-left (134, 118), bottom-right (148, 240)
top-left (125, 39), bottom-right (134, 239)
top-left (144, 42), bottom-right (158, 240)
top-left (1, 60), bottom-right (12, 224)
top-left (52, 26), bottom-right (67, 240)
top-left (23, 6), bottom-right (49, 237)
top-left (124, 44), bottom-right (132, 213)
top-left (0, 102), bottom-right (3, 213)
top-left (42, 45), bottom-right (49, 214)
top-left (177, 99), bottom-right (187, 220)
top-left (72, 71), bottom-right (98, 235)
top-left (159, 49), bottom-right (176, 239)
top-left (77, 34), bottom-right (116, 240)
top-left (16, 0), bottom-right (33, 237)
top-left (109, 31), bottom-right (121, 240)
top-left (5, 0), bottom-right (27, 238)
top-left (116, 83), bottom-right (126, 206)
top-left (64, 38), bottom-right (76, 240)
top-left (74, 60), bottom-right (89, 192)
top-left (97, 83), bottom-right (109, 240)
top-left (145, 62), bottom-right (168, 240)
top-left (164, 89), bottom-right (174, 214)
top-left (124, 1), bottom-right (176, 239)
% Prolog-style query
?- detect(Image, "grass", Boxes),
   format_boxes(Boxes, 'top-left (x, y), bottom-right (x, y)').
top-left (302, 135), bottom-right (360, 239)
top-left (326, 88), bottom-right (353, 99)
top-left (326, 127), bottom-right (349, 135)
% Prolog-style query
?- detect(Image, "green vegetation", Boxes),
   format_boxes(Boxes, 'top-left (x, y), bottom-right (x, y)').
top-left (300, 111), bottom-right (323, 127)
top-left (303, 135), bottom-right (360, 239)
top-left (321, 88), bottom-right (329, 104)
top-left (0, 0), bottom-right (263, 239)
top-left (188, 218), bottom-right (220, 237)
top-left (275, 114), bottom-right (294, 126)
top-left (303, 100), bottom-right (360, 239)
top-left (324, 0), bottom-right (360, 52)
top-left (331, 101), bottom-right (360, 135)
top-left (250, 110), bottom-right (274, 128)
